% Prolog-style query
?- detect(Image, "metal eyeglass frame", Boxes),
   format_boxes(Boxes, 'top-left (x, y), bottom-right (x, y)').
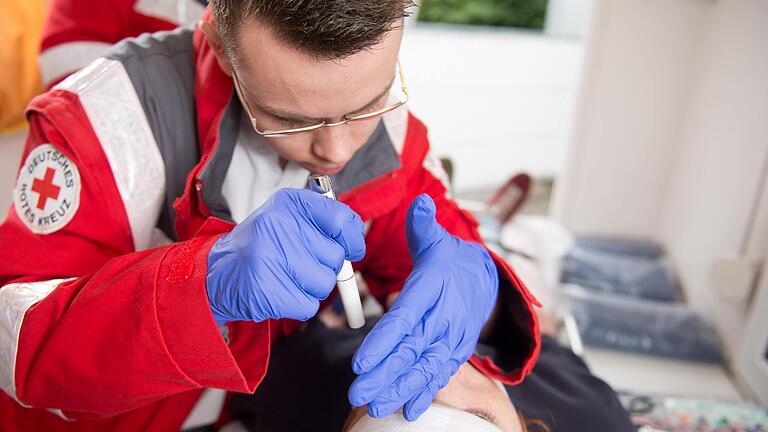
top-left (231, 61), bottom-right (408, 138)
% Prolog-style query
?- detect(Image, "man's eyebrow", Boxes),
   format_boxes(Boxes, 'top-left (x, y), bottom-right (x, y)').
top-left (346, 76), bottom-right (395, 116)
top-left (253, 75), bottom-right (395, 123)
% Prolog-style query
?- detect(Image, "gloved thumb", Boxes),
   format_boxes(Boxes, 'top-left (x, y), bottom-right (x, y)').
top-left (405, 194), bottom-right (446, 259)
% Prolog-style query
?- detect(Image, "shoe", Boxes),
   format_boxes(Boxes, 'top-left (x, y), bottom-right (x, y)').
top-left (486, 172), bottom-right (531, 224)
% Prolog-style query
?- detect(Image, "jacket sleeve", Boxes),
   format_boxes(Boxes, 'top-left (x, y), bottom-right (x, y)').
top-left (358, 118), bottom-right (540, 385)
top-left (39, 0), bottom-right (180, 87)
top-left (0, 90), bottom-right (270, 419)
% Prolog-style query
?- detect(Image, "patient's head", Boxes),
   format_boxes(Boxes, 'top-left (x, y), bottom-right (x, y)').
top-left (342, 362), bottom-right (525, 431)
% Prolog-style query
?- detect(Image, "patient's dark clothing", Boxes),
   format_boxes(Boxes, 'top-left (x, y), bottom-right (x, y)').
top-left (229, 319), bottom-right (634, 432)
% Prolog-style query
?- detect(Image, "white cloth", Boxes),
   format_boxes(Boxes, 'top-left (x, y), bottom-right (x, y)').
top-left (222, 111), bottom-right (310, 224)
top-left (349, 405), bottom-right (502, 432)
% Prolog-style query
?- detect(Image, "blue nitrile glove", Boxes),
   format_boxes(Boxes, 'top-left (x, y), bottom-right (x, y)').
top-left (348, 194), bottom-right (499, 421)
top-left (206, 188), bottom-right (365, 324)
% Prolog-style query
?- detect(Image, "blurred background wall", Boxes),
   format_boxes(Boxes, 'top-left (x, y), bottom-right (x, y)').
top-left (400, 0), bottom-right (588, 192)
top-left (551, 0), bottom-right (768, 356)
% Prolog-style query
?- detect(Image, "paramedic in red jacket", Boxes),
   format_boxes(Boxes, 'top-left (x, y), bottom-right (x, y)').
top-left (0, 1), bottom-right (540, 430)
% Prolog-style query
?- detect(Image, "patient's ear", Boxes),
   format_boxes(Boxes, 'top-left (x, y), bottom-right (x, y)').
top-left (199, 20), bottom-right (233, 77)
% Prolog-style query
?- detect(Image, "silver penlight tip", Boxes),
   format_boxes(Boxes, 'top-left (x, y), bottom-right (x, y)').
top-left (307, 174), bottom-right (335, 199)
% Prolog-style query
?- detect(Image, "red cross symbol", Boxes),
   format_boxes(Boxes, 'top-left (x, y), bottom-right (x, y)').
top-left (31, 167), bottom-right (61, 210)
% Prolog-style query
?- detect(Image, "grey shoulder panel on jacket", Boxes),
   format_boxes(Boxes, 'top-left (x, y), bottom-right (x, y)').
top-left (332, 121), bottom-right (401, 195)
top-left (104, 28), bottom-right (200, 240)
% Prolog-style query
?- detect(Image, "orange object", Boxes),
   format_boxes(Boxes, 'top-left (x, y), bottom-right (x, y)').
top-left (0, 0), bottom-right (46, 132)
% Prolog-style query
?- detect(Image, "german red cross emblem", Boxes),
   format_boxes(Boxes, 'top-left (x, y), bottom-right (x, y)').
top-left (13, 144), bottom-right (81, 234)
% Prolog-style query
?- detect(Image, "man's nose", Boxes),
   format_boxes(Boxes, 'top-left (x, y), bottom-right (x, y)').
top-left (311, 125), bottom-right (354, 165)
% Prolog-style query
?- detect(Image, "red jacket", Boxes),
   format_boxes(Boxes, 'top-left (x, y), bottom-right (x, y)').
top-left (39, 0), bottom-right (207, 87)
top-left (1, 14), bottom-right (540, 432)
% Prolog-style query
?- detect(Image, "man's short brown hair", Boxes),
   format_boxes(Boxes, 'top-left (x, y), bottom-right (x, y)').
top-left (209, 0), bottom-right (415, 61)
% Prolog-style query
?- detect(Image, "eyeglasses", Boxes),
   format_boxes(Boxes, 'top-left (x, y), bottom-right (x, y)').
top-left (231, 61), bottom-right (408, 138)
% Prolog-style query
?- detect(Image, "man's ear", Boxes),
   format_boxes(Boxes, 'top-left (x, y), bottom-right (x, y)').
top-left (199, 20), bottom-right (233, 76)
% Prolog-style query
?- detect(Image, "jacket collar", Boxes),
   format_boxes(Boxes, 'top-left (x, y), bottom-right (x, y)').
top-left (193, 9), bottom-right (231, 156)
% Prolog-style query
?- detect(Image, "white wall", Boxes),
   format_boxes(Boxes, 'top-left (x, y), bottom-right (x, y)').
top-left (553, 0), bottom-right (768, 355)
top-left (551, 0), bottom-right (710, 238)
top-left (400, 24), bottom-right (583, 191)
top-left (658, 0), bottom-right (768, 352)
top-left (545, 0), bottom-right (593, 38)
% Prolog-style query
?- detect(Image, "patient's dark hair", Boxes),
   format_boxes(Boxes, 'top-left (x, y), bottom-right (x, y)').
top-left (209, 0), bottom-right (414, 61)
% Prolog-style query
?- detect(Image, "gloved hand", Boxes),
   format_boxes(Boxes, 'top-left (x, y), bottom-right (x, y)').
top-left (348, 194), bottom-right (499, 421)
top-left (206, 188), bottom-right (365, 324)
